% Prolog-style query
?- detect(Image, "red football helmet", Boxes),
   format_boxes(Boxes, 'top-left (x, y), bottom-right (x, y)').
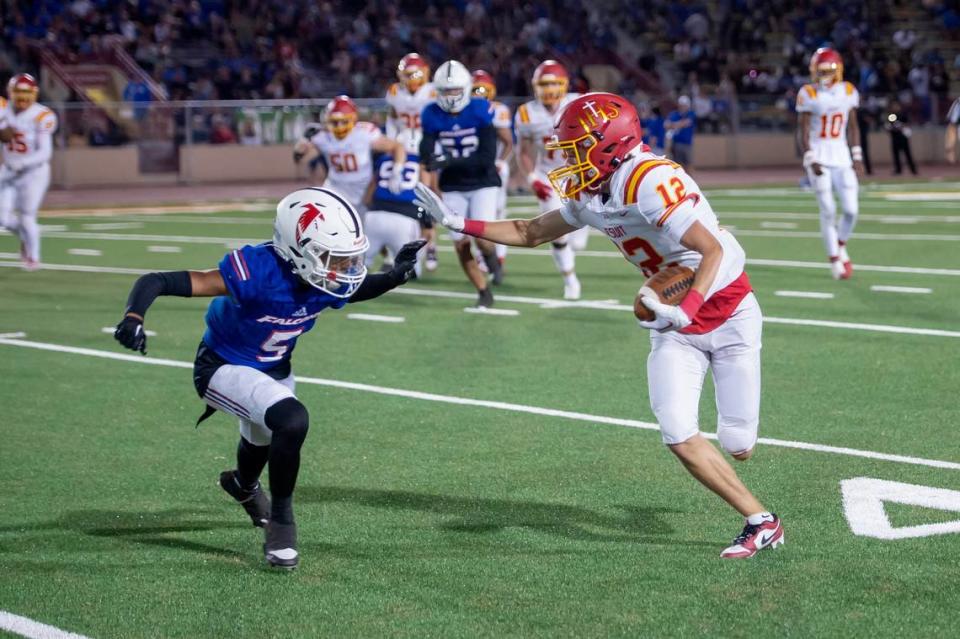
top-left (324, 95), bottom-right (358, 139)
top-left (809, 48), bottom-right (843, 87)
top-left (532, 60), bottom-right (569, 108)
top-left (8, 73), bottom-right (38, 111)
top-left (471, 69), bottom-right (497, 101)
top-left (397, 53), bottom-right (430, 93)
top-left (545, 92), bottom-right (642, 198)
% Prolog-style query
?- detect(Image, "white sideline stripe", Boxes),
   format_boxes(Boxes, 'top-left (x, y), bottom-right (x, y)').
top-left (0, 261), bottom-right (956, 339)
top-left (0, 610), bottom-right (91, 639)
top-left (1, 336), bottom-right (958, 471)
top-left (346, 313), bottom-right (405, 323)
top-left (774, 290), bottom-right (835, 299)
top-left (744, 258), bottom-right (960, 277)
top-left (147, 245), bottom-right (183, 253)
top-left (100, 327), bottom-right (156, 337)
top-left (0, 332), bottom-right (26, 338)
top-left (67, 248), bottom-right (102, 256)
top-left (463, 307), bottom-right (520, 316)
top-left (870, 285), bottom-right (932, 294)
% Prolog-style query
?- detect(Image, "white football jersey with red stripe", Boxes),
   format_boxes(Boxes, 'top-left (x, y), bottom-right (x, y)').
top-left (309, 122), bottom-right (381, 207)
top-left (385, 82), bottom-right (436, 132)
top-left (514, 93), bottom-right (580, 175)
top-left (559, 152), bottom-right (748, 332)
top-left (795, 81), bottom-right (859, 168)
top-left (1, 101), bottom-right (57, 170)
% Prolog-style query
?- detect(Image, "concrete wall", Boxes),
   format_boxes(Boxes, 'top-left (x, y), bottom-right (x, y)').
top-left (50, 129), bottom-right (948, 187)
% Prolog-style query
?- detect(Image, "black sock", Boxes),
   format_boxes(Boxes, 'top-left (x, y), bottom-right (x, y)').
top-left (235, 436), bottom-right (269, 491)
top-left (263, 397), bottom-right (310, 525)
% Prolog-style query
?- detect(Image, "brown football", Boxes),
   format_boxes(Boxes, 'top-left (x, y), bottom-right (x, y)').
top-left (634, 265), bottom-right (696, 321)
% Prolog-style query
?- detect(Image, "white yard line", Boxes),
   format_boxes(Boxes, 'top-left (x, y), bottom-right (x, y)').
top-left (463, 307), bottom-right (520, 316)
top-left (67, 248), bottom-right (103, 256)
top-left (1, 261), bottom-right (957, 339)
top-left (346, 313), bottom-right (405, 323)
top-left (774, 291), bottom-right (835, 299)
top-left (0, 610), bottom-right (91, 639)
top-left (0, 332), bottom-right (26, 338)
top-left (870, 285), bottom-right (932, 294)
top-left (1, 336), bottom-right (958, 471)
top-left (760, 222), bottom-right (798, 229)
top-left (147, 245), bottom-right (183, 253)
top-left (81, 222), bottom-right (143, 230)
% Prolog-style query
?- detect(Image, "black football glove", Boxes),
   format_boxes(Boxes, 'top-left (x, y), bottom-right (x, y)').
top-left (390, 239), bottom-right (427, 283)
top-left (114, 315), bottom-right (147, 354)
top-left (293, 149), bottom-right (305, 163)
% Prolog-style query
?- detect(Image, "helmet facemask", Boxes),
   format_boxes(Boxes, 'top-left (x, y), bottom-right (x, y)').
top-left (326, 113), bottom-right (356, 139)
top-left (545, 133), bottom-right (606, 198)
top-left (535, 78), bottom-right (568, 108)
top-left (814, 63), bottom-right (840, 87)
top-left (296, 241), bottom-right (368, 298)
top-left (401, 67), bottom-right (426, 93)
top-left (437, 86), bottom-right (468, 113)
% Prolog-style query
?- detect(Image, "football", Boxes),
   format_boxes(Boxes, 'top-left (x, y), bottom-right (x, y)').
top-left (634, 265), bottom-right (697, 321)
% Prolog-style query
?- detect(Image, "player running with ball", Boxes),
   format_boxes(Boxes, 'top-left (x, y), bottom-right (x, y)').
top-left (114, 187), bottom-right (424, 569)
top-left (415, 93), bottom-right (783, 558)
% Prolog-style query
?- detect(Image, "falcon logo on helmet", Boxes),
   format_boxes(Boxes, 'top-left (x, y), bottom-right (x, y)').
top-left (471, 69), bottom-right (497, 101)
top-left (324, 95), bottom-right (358, 140)
top-left (434, 60), bottom-right (472, 113)
top-left (8, 73), bottom-right (38, 112)
top-left (273, 187), bottom-right (369, 298)
top-left (397, 53), bottom-right (430, 93)
top-left (809, 48), bottom-right (843, 88)
top-left (532, 60), bottom-right (569, 108)
top-left (545, 92), bottom-right (642, 199)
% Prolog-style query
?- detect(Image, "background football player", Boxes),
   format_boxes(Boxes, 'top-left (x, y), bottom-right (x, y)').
top-left (114, 187), bottom-right (425, 569)
top-left (415, 93), bottom-right (783, 559)
top-left (796, 48), bottom-right (864, 280)
top-left (294, 95), bottom-right (406, 214)
top-left (0, 74), bottom-right (57, 271)
top-left (363, 128), bottom-right (428, 276)
top-left (420, 59), bottom-right (512, 308)
top-left (514, 60), bottom-right (589, 300)
top-left (471, 69), bottom-right (514, 269)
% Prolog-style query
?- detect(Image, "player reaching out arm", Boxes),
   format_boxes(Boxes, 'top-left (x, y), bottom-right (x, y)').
top-left (796, 48), bottom-right (864, 280)
top-left (114, 188), bottom-right (424, 569)
top-left (415, 93), bottom-right (783, 559)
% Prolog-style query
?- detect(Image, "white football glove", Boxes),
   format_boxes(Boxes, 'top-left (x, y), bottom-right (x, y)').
top-left (413, 183), bottom-right (464, 232)
top-left (637, 297), bottom-right (692, 333)
top-left (388, 168), bottom-right (404, 194)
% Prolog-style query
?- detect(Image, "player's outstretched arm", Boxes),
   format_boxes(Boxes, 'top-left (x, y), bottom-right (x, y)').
top-left (114, 270), bottom-right (226, 354)
top-left (413, 184), bottom-right (575, 247)
top-left (349, 240), bottom-right (426, 303)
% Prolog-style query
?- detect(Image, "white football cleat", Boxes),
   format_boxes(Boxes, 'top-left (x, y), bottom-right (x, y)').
top-left (563, 276), bottom-right (581, 301)
top-left (829, 259), bottom-right (846, 280)
top-left (720, 514), bottom-right (784, 559)
top-left (838, 245), bottom-right (853, 279)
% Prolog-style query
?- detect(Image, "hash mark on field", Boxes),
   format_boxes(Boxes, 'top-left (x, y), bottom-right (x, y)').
top-left (347, 313), bottom-right (405, 323)
top-left (67, 248), bottom-right (102, 256)
top-left (0, 610), bottom-right (91, 639)
top-left (0, 332), bottom-right (26, 339)
top-left (774, 290), bottom-right (835, 299)
top-left (1, 336), bottom-right (959, 471)
top-left (870, 285), bottom-right (932, 294)
top-left (147, 245), bottom-right (183, 253)
top-left (464, 307), bottom-right (520, 316)
top-left (82, 222), bottom-right (143, 230)
top-left (760, 222), bottom-right (798, 229)
top-left (100, 327), bottom-right (156, 337)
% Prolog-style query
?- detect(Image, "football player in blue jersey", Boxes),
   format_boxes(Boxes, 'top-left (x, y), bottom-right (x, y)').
top-left (113, 187), bottom-right (424, 569)
top-left (419, 59), bottom-right (513, 307)
top-left (363, 128), bottom-right (428, 275)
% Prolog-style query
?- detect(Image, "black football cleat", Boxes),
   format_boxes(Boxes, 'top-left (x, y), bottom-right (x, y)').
top-left (218, 470), bottom-right (270, 528)
top-left (476, 287), bottom-right (494, 308)
top-left (483, 252), bottom-right (504, 285)
top-left (264, 521), bottom-right (298, 569)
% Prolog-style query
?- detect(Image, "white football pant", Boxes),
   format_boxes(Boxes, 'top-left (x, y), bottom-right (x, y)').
top-left (364, 210), bottom-right (425, 276)
top-left (442, 187), bottom-right (499, 242)
top-left (0, 163), bottom-right (50, 262)
top-left (204, 364), bottom-right (297, 446)
top-left (647, 293), bottom-right (762, 456)
top-left (806, 164), bottom-right (858, 258)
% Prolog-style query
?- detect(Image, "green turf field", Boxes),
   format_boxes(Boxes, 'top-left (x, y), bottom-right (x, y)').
top-left (1, 182), bottom-right (959, 638)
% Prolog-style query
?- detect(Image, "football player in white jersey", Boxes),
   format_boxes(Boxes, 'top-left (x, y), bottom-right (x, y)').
top-left (796, 48), bottom-right (864, 280)
top-left (471, 69), bottom-right (513, 269)
top-left (386, 53), bottom-right (440, 270)
top-left (294, 95), bottom-right (405, 211)
top-left (415, 92), bottom-right (783, 559)
top-left (515, 60), bottom-right (590, 300)
top-left (0, 74), bottom-right (57, 271)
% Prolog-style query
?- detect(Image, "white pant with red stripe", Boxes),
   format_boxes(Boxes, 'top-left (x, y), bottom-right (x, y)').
top-left (204, 364), bottom-right (296, 446)
top-left (0, 162), bottom-right (50, 262)
top-left (647, 293), bottom-right (762, 455)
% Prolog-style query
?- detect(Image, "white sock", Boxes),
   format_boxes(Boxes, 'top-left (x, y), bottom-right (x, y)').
top-left (551, 243), bottom-right (574, 274)
top-left (563, 272), bottom-right (578, 286)
top-left (746, 512), bottom-right (774, 526)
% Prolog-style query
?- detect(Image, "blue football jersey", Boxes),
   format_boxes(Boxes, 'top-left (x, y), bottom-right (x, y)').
top-left (202, 243), bottom-right (347, 370)
top-left (370, 150), bottom-right (423, 220)
top-left (420, 98), bottom-right (500, 191)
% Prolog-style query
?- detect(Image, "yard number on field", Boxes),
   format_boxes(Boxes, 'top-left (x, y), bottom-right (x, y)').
top-left (841, 477), bottom-right (960, 540)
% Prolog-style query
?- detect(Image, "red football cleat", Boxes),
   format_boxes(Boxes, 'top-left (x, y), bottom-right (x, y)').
top-left (720, 515), bottom-right (784, 559)
top-left (838, 245), bottom-right (853, 279)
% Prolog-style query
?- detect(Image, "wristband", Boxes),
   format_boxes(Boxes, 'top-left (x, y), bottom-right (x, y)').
top-left (850, 145), bottom-right (863, 161)
top-left (462, 219), bottom-right (486, 237)
top-left (678, 289), bottom-right (705, 320)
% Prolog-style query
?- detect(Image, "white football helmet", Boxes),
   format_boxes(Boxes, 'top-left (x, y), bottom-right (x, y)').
top-left (434, 60), bottom-right (472, 113)
top-left (273, 187), bottom-right (369, 298)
